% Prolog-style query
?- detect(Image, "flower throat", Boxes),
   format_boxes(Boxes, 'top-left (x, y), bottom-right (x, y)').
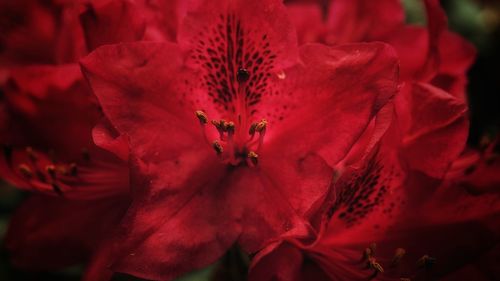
top-left (195, 68), bottom-right (268, 167)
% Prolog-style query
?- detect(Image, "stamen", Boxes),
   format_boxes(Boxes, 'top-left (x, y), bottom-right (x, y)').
top-left (46, 165), bottom-right (56, 179)
top-left (362, 247), bottom-right (373, 261)
top-left (195, 110), bottom-right (212, 144)
top-left (195, 110), bottom-right (208, 124)
top-left (226, 121), bottom-right (235, 135)
top-left (226, 122), bottom-right (236, 164)
top-left (193, 108), bottom-right (269, 166)
top-left (247, 151), bottom-right (259, 166)
top-left (69, 163), bottom-right (78, 176)
top-left (248, 122), bottom-right (257, 136)
top-left (211, 119), bottom-right (226, 139)
top-left (416, 255), bottom-right (436, 269)
top-left (52, 183), bottom-right (63, 196)
top-left (18, 164), bottom-right (33, 178)
top-left (255, 119), bottom-right (268, 152)
top-left (369, 243), bottom-right (377, 254)
top-left (255, 119), bottom-right (268, 134)
top-left (368, 257), bottom-right (384, 279)
top-left (391, 248), bottom-right (406, 267)
top-left (212, 140), bottom-right (224, 155)
top-left (369, 259), bottom-right (384, 273)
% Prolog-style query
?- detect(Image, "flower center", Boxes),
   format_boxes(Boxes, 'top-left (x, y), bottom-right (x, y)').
top-left (3, 145), bottom-right (86, 195)
top-left (195, 109), bottom-right (267, 167)
top-left (194, 67), bottom-right (269, 167)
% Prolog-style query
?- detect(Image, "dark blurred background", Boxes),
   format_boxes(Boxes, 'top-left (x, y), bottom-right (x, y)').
top-left (1, 0), bottom-right (499, 280)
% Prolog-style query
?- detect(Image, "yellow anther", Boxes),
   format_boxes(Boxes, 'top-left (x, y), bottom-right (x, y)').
top-left (46, 165), bottom-right (56, 178)
top-left (392, 248), bottom-right (406, 266)
top-left (18, 164), bottom-right (33, 178)
top-left (225, 121), bottom-right (235, 134)
top-left (195, 110), bottom-right (208, 124)
top-left (248, 122), bottom-right (257, 135)
top-left (212, 140), bottom-right (223, 155)
top-left (211, 119), bottom-right (227, 131)
top-left (255, 119), bottom-right (268, 133)
top-left (369, 258), bottom-right (384, 273)
top-left (248, 151), bottom-right (259, 166)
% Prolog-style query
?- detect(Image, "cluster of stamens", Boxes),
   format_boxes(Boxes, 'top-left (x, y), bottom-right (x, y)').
top-left (4, 145), bottom-right (88, 195)
top-left (358, 243), bottom-right (436, 280)
top-left (361, 243), bottom-right (386, 279)
top-left (195, 110), bottom-right (267, 167)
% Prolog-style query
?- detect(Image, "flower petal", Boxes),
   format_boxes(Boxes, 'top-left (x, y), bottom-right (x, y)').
top-left (177, 0), bottom-right (299, 117)
top-left (325, 0), bottom-right (404, 44)
top-left (80, 0), bottom-right (147, 52)
top-left (267, 43), bottom-right (399, 168)
top-left (105, 158), bottom-right (315, 280)
top-left (397, 82), bottom-right (469, 178)
top-left (92, 117), bottom-right (129, 162)
top-left (286, 3), bottom-right (326, 44)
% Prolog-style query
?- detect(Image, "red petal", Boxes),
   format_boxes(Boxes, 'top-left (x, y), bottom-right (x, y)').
top-left (397, 82), bottom-right (469, 178)
top-left (325, 0), bottom-right (404, 44)
top-left (179, 0), bottom-right (298, 69)
top-left (249, 242), bottom-right (304, 281)
top-left (286, 3), bottom-right (326, 44)
top-left (142, 0), bottom-right (183, 41)
top-left (268, 43), bottom-right (399, 168)
top-left (107, 157), bottom-right (316, 280)
top-left (430, 31), bottom-right (476, 100)
top-left (177, 0), bottom-right (299, 118)
top-left (80, 0), bottom-right (147, 52)
top-left (81, 42), bottom-right (203, 162)
top-left (383, 26), bottom-right (429, 80)
top-left (92, 117), bottom-right (130, 162)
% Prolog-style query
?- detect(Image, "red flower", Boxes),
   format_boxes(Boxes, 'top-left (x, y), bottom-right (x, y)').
top-left (80, 0), bottom-right (399, 279)
top-left (247, 2), bottom-right (482, 277)
top-left (249, 99), bottom-right (496, 281)
top-left (0, 0), bottom-right (155, 271)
